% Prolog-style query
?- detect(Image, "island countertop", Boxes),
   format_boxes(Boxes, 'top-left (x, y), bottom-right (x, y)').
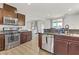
top-left (40, 32), bottom-right (79, 38)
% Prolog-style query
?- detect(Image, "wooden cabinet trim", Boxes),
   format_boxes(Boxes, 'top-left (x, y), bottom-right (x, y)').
top-left (3, 3), bottom-right (17, 12)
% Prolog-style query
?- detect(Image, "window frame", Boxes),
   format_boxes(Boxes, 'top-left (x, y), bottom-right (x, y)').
top-left (52, 18), bottom-right (64, 28)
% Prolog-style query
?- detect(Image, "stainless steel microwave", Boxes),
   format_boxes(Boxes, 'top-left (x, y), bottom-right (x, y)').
top-left (3, 16), bottom-right (18, 25)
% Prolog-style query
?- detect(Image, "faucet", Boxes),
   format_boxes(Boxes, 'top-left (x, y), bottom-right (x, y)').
top-left (65, 24), bottom-right (69, 34)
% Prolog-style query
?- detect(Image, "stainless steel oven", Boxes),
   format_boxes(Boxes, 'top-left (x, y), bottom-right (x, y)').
top-left (3, 16), bottom-right (18, 25)
top-left (5, 31), bottom-right (20, 50)
top-left (7, 33), bottom-right (20, 43)
top-left (3, 27), bottom-right (20, 50)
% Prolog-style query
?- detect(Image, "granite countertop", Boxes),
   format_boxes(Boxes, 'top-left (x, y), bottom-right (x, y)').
top-left (0, 30), bottom-right (31, 34)
top-left (19, 30), bottom-right (28, 32)
top-left (42, 32), bottom-right (79, 37)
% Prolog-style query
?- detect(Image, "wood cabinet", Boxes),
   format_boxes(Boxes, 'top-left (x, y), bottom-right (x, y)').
top-left (38, 33), bottom-right (42, 49)
top-left (54, 35), bottom-right (79, 55)
top-left (0, 4), bottom-right (26, 25)
top-left (17, 13), bottom-right (25, 26)
top-left (54, 39), bottom-right (68, 55)
top-left (69, 41), bottom-right (79, 55)
top-left (0, 8), bottom-right (3, 24)
top-left (3, 9), bottom-right (17, 18)
top-left (26, 31), bottom-right (32, 41)
top-left (0, 4), bottom-right (17, 24)
top-left (3, 3), bottom-right (17, 18)
top-left (0, 34), bottom-right (5, 51)
top-left (20, 31), bottom-right (32, 44)
top-left (3, 3), bottom-right (17, 12)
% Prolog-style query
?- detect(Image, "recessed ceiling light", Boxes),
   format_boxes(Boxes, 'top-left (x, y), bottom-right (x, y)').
top-left (27, 3), bottom-right (31, 5)
top-left (47, 14), bottom-right (50, 16)
top-left (68, 8), bottom-right (72, 11)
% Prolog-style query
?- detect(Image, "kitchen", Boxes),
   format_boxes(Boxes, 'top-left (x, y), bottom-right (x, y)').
top-left (31, 3), bottom-right (79, 55)
top-left (0, 3), bottom-right (79, 55)
top-left (0, 3), bottom-right (32, 54)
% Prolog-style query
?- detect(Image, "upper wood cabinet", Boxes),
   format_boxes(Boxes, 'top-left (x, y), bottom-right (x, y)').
top-left (0, 8), bottom-right (3, 24)
top-left (0, 4), bottom-right (25, 25)
top-left (0, 4), bottom-right (17, 24)
top-left (17, 13), bottom-right (25, 26)
top-left (3, 9), bottom-right (17, 18)
top-left (3, 3), bottom-right (17, 13)
top-left (3, 4), bottom-right (17, 18)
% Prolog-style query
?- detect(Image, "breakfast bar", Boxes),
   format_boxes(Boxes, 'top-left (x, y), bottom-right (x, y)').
top-left (38, 33), bottom-right (79, 55)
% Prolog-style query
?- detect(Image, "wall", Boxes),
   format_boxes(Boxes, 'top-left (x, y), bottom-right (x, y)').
top-left (64, 14), bottom-right (79, 29)
top-left (42, 20), bottom-right (51, 29)
top-left (1, 3), bottom-right (79, 30)
top-left (25, 19), bottom-right (51, 32)
top-left (25, 14), bottom-right (51, 30)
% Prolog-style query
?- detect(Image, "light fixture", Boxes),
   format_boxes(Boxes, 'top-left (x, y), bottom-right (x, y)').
top-left (68, 8), bottom-right (72, 11)
top-left (27, 3), bottom-right (31, 5)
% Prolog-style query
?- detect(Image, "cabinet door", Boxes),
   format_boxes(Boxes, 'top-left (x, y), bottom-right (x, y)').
top-left (0, 34), bottom-right (5, 51)
top-left (3, 10), bottom-right (17, 18)
top-left (54, 39), bottom-right (68, 55)
top-left (20, 33), bottom-right (27, 44)
top-left (69, 41), bottom-right (79, 55)
top-left (0, 8), bottom-right (3, 24)
top-left (26, 31), bottom-right (32, 41)
top-left (3, 3), bottom-right (17, 12)
top-left (38, 33), bottom-right (42, 49)
top-left (20, 32), bottom-right (32, 44)
top-left (17, 13), bottom-right (25, 26)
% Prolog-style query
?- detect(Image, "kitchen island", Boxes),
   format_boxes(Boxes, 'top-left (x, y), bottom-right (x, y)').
top-left (38, 33), bottom-right (79, 55)
top-left (54, 34), bottom-right (79, 55)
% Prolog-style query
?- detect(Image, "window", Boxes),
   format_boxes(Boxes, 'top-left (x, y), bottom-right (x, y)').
top-left (52, 18), bottom-right (63, 29)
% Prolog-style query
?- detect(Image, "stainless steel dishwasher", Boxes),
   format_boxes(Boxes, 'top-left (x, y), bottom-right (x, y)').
top-left (42, 34), bottom-right (54, 53)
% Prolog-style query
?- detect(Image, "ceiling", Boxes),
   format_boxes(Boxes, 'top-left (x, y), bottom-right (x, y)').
top-left (3, 3), bottom-right (79, 21)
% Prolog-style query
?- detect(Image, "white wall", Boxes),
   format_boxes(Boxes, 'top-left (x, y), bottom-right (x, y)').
top-left (64, 14), bottom-right (79, 29)
top-left (1, 3), bottom-right (79, 30)
top-left (43, 20), bottom-right (51, 29)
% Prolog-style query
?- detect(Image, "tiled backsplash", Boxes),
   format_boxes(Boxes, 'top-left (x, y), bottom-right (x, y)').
top-left (44, 28), bottom-right (58, 33)
top-left (0, 25), bottom-right (28, 31)
top-left (44, 28), bottom-right (79, 34)
top-left (69, 29), bottom-right (79, 34)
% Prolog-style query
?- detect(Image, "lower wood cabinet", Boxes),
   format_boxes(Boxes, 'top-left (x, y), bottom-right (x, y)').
top-left (69, 41), bottom-right (79, 55)
top-left (54, 39), bottom-right (68, 55)
top-left (0, 34), bottom-right (5, 51)
top-left (38, 33), bottom-right (42, 49)
top-left (54, 35), bottom-right (79, 55)
top-left (20, 31), bottom-right (32, 44)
